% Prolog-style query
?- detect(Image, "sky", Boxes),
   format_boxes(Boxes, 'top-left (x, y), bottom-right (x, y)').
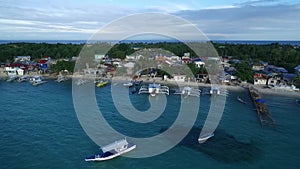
top-left (0, 0), bottom-right (300, 40)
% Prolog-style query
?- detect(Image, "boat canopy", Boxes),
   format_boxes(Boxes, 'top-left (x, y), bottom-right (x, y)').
top-left (255, 99), bottom-right (266, 103)
top-left (101, 139), bottom-right (128, 153)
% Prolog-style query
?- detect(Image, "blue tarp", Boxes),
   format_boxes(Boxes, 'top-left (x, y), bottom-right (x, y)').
top-left (255, 99), bottom-right (266, 103)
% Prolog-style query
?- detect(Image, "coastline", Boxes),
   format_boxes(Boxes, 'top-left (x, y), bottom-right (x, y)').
top-left (1, 73), bottom-right (299, 97)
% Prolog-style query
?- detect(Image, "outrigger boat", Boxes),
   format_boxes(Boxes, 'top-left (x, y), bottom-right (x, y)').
top-left (85, 138), bottom-right (136, 162)
top-left (138, 83), bottom-right (169, 96)
top-left (17, 76), bottom-right (28, 82)
top-left (96, 80), bottom-right (108, 88)
top-left (198, 133), bottom-right (214, 144)
top-left (30, 76), bottom-right (46, 86)
top-left (237, 96), bottom-right (247, 104)
top-left (174, 86), bottom-right (201, 97)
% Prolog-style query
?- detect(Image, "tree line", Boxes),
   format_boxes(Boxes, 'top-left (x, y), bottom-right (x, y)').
top-left (1, 42), bottom-right (300, 72)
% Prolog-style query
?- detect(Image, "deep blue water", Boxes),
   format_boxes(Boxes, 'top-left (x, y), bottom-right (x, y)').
top-left (1, 80), bottom-right (300, 169)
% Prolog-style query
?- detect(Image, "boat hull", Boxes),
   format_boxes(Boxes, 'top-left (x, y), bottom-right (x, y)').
top-left (85, 144), bottom-right (136, 162)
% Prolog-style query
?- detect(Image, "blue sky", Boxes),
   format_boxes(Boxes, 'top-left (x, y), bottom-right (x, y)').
top-left (0, 0), bottom-right (300, 40)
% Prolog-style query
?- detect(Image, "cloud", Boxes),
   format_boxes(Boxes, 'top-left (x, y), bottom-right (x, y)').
top-left (0, 0), bottom-right (300, 40)
top-left (174, 4), bottom-right (300, 40)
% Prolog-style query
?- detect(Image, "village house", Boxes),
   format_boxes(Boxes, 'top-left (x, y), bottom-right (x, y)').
top-left (192, 58), bottom-right (205, 68)
top-left (253, 73), bottom-right (268, 85)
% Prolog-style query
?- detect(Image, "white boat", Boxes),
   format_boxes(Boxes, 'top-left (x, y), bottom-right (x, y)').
top-left (123, 81), bottom-right (133, 87)
top-left (198, 133), bottom-right (214, 144)
top-left (17, 76), bottom-right (28, 82)
top-left (269, 84), bottom-right (300, 92)
top-left (30, 76), bottom-right (47, 86)
top-left (85, 138), bottom-right (136, 162)
top-left (210, 86), bottom-right (228, 96)
top-left (237, 96), bottom-right (246, 104)
top-left (56, 75), bottom-right (68, 82)
top-left (174, 86), bottom-right (201, 97)
top-left (75, 79), bottom-right (88, 86)
top-left (138, 83), bottom-right (169, 96)
top-left (6, 76), bottom-right (17, 82)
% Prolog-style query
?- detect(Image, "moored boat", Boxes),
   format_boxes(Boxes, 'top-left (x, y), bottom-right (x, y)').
top-left (30, 76), bottom-right (46, 86)
top-left (174, 86), bottom-right (201, 97)
top-left (123, 81), bottom-right (133, 87)
top-left (237, 96), bottom-right (247, 104)
top-left (138, 83), bottom-right (169, 96)
top-left (85, 138), bottom-right (136, 162)
top-left (96, 80), bottom-right (108, 87)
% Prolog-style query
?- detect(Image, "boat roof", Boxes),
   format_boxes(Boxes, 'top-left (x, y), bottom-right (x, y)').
top-left (101, 139), bottom-right (128, 152)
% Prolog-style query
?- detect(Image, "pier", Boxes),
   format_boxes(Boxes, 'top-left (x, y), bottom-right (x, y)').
top-left (249, 86), bottom-right (275, 127)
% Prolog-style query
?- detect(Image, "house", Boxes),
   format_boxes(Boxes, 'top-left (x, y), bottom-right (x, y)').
top-left (14, 56), bottom-right (31, 62)
top-left (252, 65), bottom-right (265, 71)
top-left (5, 67), bottom-right (17, 76)
top-left (192, 58), bottom-right (205, 68)
top-left (295, 65), bottom-right (300, 75)
top-left (267, 76), bottom-right (281, 86)
top-left (172, 74), bottom-right (186, 82)
top-left (254, 73), bottom-right (268, 85)
top-left (95, 54), bottom-right (106, 61)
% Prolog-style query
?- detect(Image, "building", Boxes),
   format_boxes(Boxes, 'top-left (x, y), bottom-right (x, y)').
top-left (254, 73), bottom-right (268, 85)
top-left (14, 56), bottom-right (31, 62)
top-left (172, 74), bottom-right (186, 82)
top-left (192, 58), bottom-right (205, 68)
top-left (295, 65), bottom-right (300, 75)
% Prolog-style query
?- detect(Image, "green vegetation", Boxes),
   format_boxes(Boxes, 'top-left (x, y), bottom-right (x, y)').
top-left (50, 61), bottom-right (75, 73)
top-left (0, 43), bottom-right (82, 62)
top-left (295, 75), bottom-right (300, 87)
top-left (213, 43), bottom-right (300, 72)
top-left (232, 62), bottom-right (254, 82)
top-left (1, 42), bottom-right (299, 76)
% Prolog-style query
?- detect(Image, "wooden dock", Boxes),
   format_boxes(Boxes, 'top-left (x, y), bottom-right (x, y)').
top-left (249, 86), bottom-right (275, 127)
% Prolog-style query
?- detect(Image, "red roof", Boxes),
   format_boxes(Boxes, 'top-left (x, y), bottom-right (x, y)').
top-left (39, 60), bottom-right (48, 64)
top-left (9, 63), bottom-right (25, 67)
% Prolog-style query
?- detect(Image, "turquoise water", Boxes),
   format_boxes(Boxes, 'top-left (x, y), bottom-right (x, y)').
top-left (1, 80), bottom-right (300, 169)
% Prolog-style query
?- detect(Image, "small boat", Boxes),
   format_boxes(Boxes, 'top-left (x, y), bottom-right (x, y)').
top-left (123, 81), bottom-right (133, 87)
top-left (85, 138), bottom-right (136, 162)
top-left (96, 80), bottom-right (108, 87)
top-left (6, 76), bottom-right (17, 82)
top-left (210, 86), bottom-right (228, 96)
top-left (17, 76), bottom-right (28, 82)
top-left (30, 76), bottom-right (46, 86)
top-left (75, 79), bottom-right (88, 86)
top-left (237, 96), bottom-right (246, 104)
top-left (56, 75), bottom-right (68, 82)
top-left (138, 83), bottom-right (169, 96)
top-left (198, 133), bottom-right (214, 144)
top-left (174, 86), bottom-right (201, 97)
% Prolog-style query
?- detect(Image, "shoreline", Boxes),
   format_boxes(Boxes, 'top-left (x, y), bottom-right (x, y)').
top-left (1, 73), bottom-right (299, 97)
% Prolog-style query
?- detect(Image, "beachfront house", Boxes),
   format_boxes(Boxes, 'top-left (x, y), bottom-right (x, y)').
top-left (172, 74), bottom-right (186, 82)
top-left (254, 73), bottom-right (268, 85)
top-left (295, 65), bottom-right (300, 75)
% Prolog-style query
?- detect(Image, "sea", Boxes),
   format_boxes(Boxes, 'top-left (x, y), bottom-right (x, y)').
top-left (1, 80), bottom-right (300, 169)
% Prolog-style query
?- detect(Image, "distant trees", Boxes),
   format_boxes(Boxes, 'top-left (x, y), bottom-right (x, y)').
top-left (50, 61), bottom-right (75, 73)
top-left (1, 42), bottom-right (300, 75)
top-left (232, 62), bottom-right (254, 82)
